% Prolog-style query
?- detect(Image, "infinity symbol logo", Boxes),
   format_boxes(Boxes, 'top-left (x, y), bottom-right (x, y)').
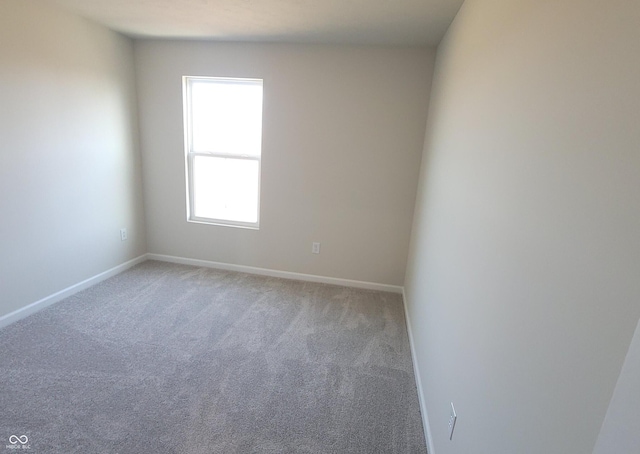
top-left (8, 435), bottom-right (28, 445)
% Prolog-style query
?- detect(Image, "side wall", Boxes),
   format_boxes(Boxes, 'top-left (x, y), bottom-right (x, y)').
top-left (0, 0), bottom-right (147, 318)
top-left (404, 0), bottom-right (640, 453)
top-left (135, 41), bottom-right (434, 286)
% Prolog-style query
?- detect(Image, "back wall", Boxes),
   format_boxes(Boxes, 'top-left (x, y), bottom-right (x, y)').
top-left (135, 41), bottom-right (434, 286)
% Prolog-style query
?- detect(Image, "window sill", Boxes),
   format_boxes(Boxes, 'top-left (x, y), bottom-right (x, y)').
top-left (187, 218), bottom-right (260, 230)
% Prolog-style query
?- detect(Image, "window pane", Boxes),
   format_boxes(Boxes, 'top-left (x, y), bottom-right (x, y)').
top-left (193, 155), bottom-right (259, 223)
top-left (190, 80), bottom-right (263, 156)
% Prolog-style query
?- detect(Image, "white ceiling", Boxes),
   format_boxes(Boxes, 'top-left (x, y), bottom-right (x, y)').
top-left (45, 0), bottom-right (464, 46)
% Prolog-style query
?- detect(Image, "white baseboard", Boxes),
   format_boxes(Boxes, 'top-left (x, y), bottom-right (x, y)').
top-left (1, 252), bottom-right (401, 331)
top-left (147, 253), bottom-right (403, 294)
top-left (0, 254), bottom-right (148, 330)
top-left (403, 288), bottom-right (436, 454)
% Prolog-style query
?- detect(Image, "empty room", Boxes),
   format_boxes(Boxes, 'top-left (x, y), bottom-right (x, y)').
top-left (0, 0), bottom-right (638, 453)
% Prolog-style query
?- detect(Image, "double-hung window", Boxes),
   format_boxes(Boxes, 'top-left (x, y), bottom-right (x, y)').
top-left (183, 76), bottom-right (263, 228)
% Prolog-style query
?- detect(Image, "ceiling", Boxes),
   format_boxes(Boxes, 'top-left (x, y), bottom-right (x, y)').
top-left (44, 0), bottom-right (465, 46)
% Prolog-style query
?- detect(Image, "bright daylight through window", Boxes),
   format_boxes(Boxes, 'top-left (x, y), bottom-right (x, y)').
top-left (183, 76), bottom-right (263, 228)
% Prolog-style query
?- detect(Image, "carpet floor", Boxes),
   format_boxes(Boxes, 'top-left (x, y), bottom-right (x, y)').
top-left (0, 261), bottom-right (427, 453)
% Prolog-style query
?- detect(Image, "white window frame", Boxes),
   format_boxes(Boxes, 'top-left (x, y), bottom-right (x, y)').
top-left (182, 76), bottom-right (263, 229)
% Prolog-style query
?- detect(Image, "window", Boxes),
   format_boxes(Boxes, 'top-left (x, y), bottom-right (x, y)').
top-left (183, 76), bottom-right (263, 228)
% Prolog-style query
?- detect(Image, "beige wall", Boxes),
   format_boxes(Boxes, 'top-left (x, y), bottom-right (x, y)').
top-left (405, 0), bottom-right (640, 453)
top-left (135, 41), bottom-right (434, 286)
top-left (0, 0), bottom-right (146, 318)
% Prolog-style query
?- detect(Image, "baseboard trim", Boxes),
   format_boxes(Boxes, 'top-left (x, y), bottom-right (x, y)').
top-left (147, 253), bottom-right (403, 294)
top-left (0, 254), bottom-right (148, 330)
top-left (403, 288), bottom-right (436, 454)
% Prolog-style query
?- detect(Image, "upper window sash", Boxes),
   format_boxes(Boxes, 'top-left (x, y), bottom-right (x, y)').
top-left (184, 77), bottom-right (263, 157)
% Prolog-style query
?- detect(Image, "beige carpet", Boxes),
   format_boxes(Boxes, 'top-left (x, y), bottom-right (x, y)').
top-left (0, 260), bottom-right (427, 453)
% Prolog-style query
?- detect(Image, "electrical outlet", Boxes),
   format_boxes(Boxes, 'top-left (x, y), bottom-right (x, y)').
top-left (312, 242), bottom-right (320, 254)
top-left (449, 402), bottom-right (457, 440)
top-left (120, 228), bottom-right (128, 241)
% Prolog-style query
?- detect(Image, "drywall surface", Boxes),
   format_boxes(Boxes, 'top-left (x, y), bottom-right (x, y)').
top-left (593, 317), bottom-right (640, 453)
top-left (0, 0), bottom-right (146, 318)
top-left (404, 0), bottom-right (640, 453)
top-left (135, 41), bottom-right (434, 286)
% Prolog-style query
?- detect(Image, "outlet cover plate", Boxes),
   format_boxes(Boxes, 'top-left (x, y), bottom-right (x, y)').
top-left (449, 402), bottom-right (457, 440)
